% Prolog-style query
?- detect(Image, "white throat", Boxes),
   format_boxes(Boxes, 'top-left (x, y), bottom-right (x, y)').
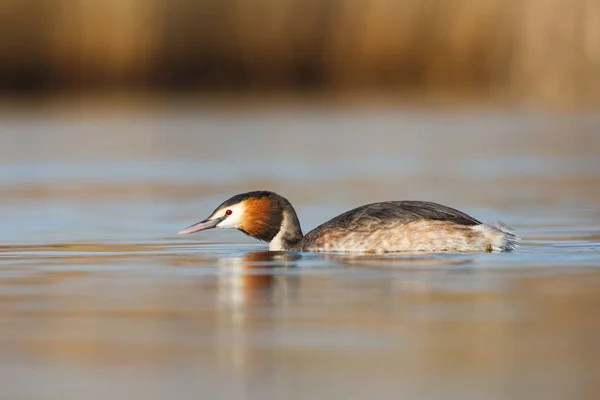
top-left (269, 212), bottom-right (292, 251)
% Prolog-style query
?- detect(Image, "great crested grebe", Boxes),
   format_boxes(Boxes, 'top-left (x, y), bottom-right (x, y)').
top-left (178, 191), bottom-right (518, 253)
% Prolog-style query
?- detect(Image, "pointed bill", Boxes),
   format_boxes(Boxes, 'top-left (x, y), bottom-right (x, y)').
top-left (178, 218), bottom-right (221, 235)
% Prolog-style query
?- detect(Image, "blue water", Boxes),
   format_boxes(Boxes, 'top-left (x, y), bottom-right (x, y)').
top-left (1, 106), bottom-right (599, 399)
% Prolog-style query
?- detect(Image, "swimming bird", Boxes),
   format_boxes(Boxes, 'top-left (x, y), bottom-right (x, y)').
top-left (178, 191), bottom-right (518, 253)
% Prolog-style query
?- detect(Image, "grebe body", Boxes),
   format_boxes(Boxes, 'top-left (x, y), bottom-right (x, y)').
top-left (178, 191), bottom-right (518, 253)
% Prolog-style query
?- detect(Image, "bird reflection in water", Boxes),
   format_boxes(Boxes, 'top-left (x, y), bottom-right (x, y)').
top-left (216, 251), bottom-right (302, 308)
top-left (213, 251), bottom-right (301, 382)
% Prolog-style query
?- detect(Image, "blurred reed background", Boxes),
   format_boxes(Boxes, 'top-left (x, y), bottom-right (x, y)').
top-left (1, 0), bottom-right (599, 107)
top-left (2, 3), bottom-right (600, 399)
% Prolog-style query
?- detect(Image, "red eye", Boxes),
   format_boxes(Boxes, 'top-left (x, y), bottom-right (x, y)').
top-left (225, 209), bottom-right (233, 216)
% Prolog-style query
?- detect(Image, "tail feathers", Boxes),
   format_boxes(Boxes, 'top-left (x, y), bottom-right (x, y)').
top-left (474, 222), bottom-right (520, 252)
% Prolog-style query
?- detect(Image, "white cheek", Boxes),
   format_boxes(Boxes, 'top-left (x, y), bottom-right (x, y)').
top-left (215, 203), bottom-right (245, 229)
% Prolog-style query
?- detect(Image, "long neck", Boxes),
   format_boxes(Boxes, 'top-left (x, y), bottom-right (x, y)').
top-left (269, 202), bottom-right (303, 251)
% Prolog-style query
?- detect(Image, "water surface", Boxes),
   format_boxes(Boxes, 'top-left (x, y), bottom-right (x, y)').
top-left (1, 105), bottom-right (599, 399)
